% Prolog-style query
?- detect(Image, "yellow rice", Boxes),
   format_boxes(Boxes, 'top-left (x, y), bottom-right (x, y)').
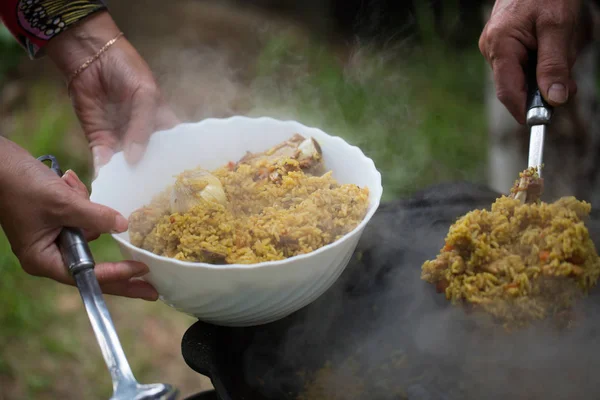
top-left (129, 156), bottom-right (369, 264)
top-left (421, 195), bottom-right (600, 328)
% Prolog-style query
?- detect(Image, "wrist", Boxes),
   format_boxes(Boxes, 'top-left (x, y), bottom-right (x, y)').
top-left (46, 10), bottom-right (121, 78)
top-left (0, 137), bottom-right (31, 195)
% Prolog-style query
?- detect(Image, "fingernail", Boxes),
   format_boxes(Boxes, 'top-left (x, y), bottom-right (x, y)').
top-left (62, 170), bottom-right (77, 188)
top-left (142, 293), bottom-right (159, 301)
top-left (69, 169), bottom-right (80, 180)
top-left (134, 285), bottom-right (159, 301)
top-left (132, 265), bottom-right (149, 277)
top-left (113, 214), bottom-right (129, 233)
top-left (126, 280), bottom-right (159, 301)
top-left (131, 263), bottom-right (149, 278)
top-left (548, 83), bottom-right (568, 104)
top-left (127, 142), bottom-right (146, 164)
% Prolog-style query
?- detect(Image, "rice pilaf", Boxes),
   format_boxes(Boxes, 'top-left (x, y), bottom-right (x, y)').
top-left (421, 168), bottom-right (600, 328)
top-left (128, 135), bottom-right (370, 264)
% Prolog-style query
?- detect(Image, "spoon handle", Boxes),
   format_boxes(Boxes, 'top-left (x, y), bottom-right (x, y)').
top-left (525, 51), bottom-right (553, 121)
top-left (37, 155), bottom-right (137, 390)
top-left (524, 51), bottom-right (552, 177)
top-left (72, 267), bottom-right (137, 387)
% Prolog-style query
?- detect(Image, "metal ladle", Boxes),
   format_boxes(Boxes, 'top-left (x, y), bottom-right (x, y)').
top-left (38, 155), bottom-right (178, 400)
top-left (514, 51), bottom-right (553, 203)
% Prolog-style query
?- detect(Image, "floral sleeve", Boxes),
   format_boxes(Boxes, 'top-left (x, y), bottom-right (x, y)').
top-left (0, 0), bottom-right (107, 59)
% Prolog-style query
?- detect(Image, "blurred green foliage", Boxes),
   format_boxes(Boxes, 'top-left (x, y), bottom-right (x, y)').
top-left (0, 23), bottom-right (22, 84)
top-left (8, 83), bottom-right (92, 179)
top-left (0, 80), bottom-right (118, 399)
top-left (0, 229), bottom-right (54, 340)
top-left (251, 35), bottom-right (487, 200)
top-left (0, 87), bottom-right (81, 396)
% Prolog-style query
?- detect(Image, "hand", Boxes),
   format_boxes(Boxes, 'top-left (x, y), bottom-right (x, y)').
top-left (0, 138), bottom-right (158, 300)
top-left (46, 11), bottom-right (179, 174)
top-left (479, 0), bottom-right (586, 123)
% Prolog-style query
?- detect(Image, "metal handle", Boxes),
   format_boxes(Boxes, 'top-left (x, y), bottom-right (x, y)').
top-left (37, 155), bottom-right (138, 389)
top-left (526, 51), bottom-right (553, 126)
top-left (38, 155), bottom-right (178, 400)
top-left (58, 228), bottom-right (96, 275)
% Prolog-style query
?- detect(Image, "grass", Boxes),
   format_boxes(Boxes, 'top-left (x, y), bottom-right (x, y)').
top-left (0, 18), bottom-right (488, 400)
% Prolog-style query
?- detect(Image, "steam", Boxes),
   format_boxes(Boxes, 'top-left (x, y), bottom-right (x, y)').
top-left (130, 14), bottom-right (600, 395)
top-left (139, 7), bottom-right (417, 171)
top-left (110, 0), bottom-right (479, 204)
top-left (99, 2), bottom-right (593, 398)
top-left (240, 185), bottom-right (600, 400)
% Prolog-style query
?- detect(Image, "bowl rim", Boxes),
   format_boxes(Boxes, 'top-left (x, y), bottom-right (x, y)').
top-left (93, 116), bottom-right (383, 271)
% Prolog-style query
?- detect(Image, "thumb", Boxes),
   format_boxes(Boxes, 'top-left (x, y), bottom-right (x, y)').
top-left (60, 191), bottom-right (129, 234)
top-left (535, 20), bottom-right (573, 106)
top-left (62, 169), bottom-right (89, 198)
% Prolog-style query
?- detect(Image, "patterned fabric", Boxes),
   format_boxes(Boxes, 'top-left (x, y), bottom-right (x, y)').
top-left (0, 0), bottom-right (107, 59)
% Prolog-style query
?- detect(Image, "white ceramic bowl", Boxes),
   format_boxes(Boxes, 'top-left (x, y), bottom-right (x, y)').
top-left (90, 117), bottom-right (383, 326)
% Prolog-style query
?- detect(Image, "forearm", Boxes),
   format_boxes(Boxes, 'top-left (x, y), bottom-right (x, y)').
top-left (46, 10), bottom-right (121, 78)
top-left (0, 0), bottom-right (107, 59)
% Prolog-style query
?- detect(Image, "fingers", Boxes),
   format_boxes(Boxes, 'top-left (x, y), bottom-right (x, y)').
top-left (27, 247), bottom-right (157, 301)
top-left (481, 35), bottom-right (529, 124)
top-left (94, 260), bottom-right (149, 282)
top-left (29, 249), bottom-right (147, 284)
top-left (48, 260), bottom-right (150, 286)
top-left (58, 191), bottom-right (129, 234)
top-left (55, 171), bottom-right (127, 235)
top-left (89, 262), bottom-right (158, 301)
top-left (84, 230), bottom-right (101, 242)
top-left (92, 145), bottom-right (115, 176)
top-left (122, 87), bottom-right (158, 165)
top-left (156, 103), bottom-right (180, 132)
top-left (122, 87), bottom-right (180, 166)
top-left (62, 169), bottom-right (89, 198)
top-left (156, 93), bottom-right (180, 131)
top-left (91, 106), bottom-right (177, 174)
top-left (479, 1), bottom-right (582, 124)
top-left (100, 278), bottom-right (159, 301)
top-left (536, 16), bottom-right (574, 106)
top-left (61, 170), bottom-right (103, 241)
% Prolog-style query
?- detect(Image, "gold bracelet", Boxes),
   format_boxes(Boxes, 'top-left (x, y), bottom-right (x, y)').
top-left (66, 31), bottom-right (124, 90)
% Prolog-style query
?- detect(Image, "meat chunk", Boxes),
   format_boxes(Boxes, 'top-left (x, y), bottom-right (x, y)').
top-left (510, 167), bottom-right (544, 204)
top-left (237, 134), bottom-right (325, 176)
